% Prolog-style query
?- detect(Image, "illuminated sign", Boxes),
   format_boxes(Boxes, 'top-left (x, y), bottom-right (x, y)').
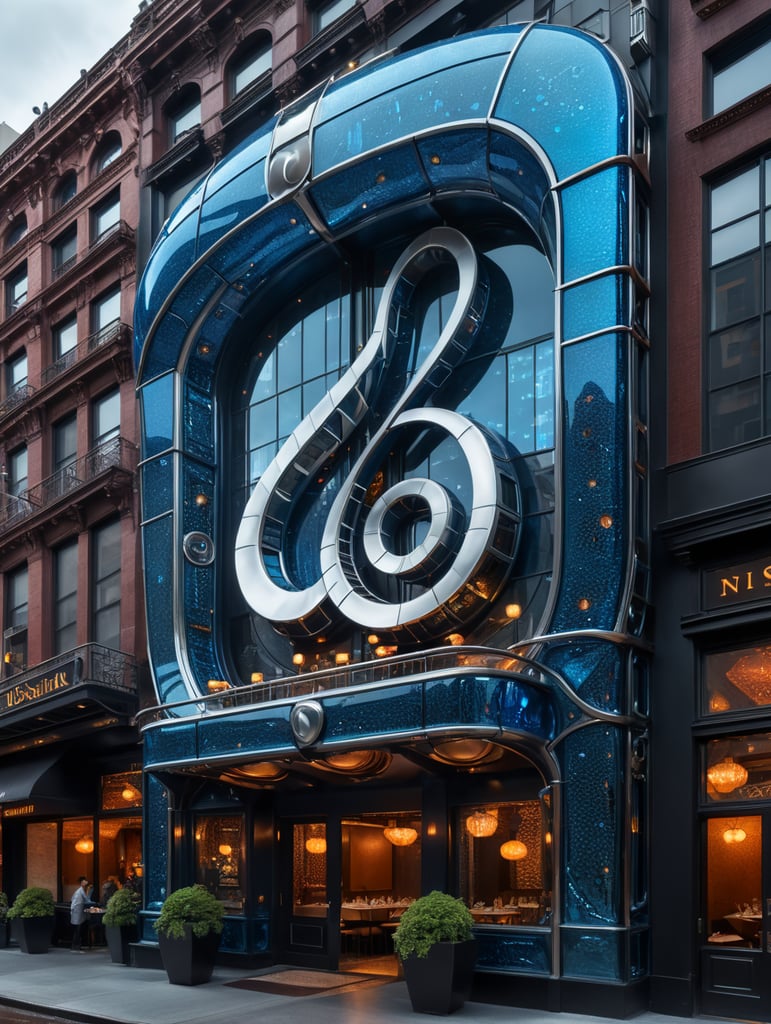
top-left (705, 558), bottom-right (771, 609)
top-left (1, 664), bottom-right (75, 713)
top-left (2, 804), bottom-right (35, 817)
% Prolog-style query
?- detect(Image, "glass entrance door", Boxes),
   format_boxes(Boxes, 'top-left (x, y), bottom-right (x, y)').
top-left (700, 812), bottom-right (771, 1018)
top-left (279, 821), bottom-right (332, 966)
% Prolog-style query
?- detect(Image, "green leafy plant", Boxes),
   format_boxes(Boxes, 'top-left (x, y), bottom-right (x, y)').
top-left (7, 887), bottom-right (55, 920)
top-left (392, 890), bottom-right (474, 960)
top-left (0, 892), bottom-right (8, 922)
top-left (153, 885), bottom-right (224, 940)
top-left (103, 887), bottom-right (141, 928)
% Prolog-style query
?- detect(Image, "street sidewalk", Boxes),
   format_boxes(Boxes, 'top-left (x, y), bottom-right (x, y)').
top-left (0, 945), bottom-right (699, 1024)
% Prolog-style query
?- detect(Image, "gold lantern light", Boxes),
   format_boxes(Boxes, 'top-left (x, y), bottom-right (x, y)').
top-left (500, 839), bottom-right (528, 861)
top-left (706, 756), bottom-right (748, 794)
top-left (383, 821), bottom-right (418, 847)
top-left (465, 808), bottom-right (499, 838)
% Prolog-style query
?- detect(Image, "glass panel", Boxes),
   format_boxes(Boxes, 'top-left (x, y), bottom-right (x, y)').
top-left (706, 645), bottom-right (771, 715)
top-left (8, 351), bottom-right (27, 389)
top-left (8, 446), bottom-right (27, 495)
top-left (233, 42), bottom-right (271, 95)
top-left (708, 379), bottom-right (761, 450)
top-left (713, 38), bottom-right (771, 115)
top-left (101, 771), bottom-right (142, 811)
top-left (195, 814), bottom-right (244, 912)
top-left (705, 816), bottom-right (761, 947)
top-left (317, 0), bottom-right (355, 31)
top-left (54, 540), bottom-right (78, 654)
top-left (705, 732), bottom-right (771, 801)
top-left (62, 818), bottom-right (95, 900)
top-left (93, 287), bottom-right (121, 331)
top-left (93, 194), bottom-right (120, 239)
top-left (711, 253), bottom-right (761, 331)
top-left (98, 816), bottom-right (142, 902)
top-left (458, 800), bottom-right (549, 925)
top-left (711, 215), bottom-right (760, 266)
top-left (26, 821), bottom-right (58, 894)
top-left (294, 823), bottom-right (327, 916)
top-left (711, 167), bottom-right (759, 230)
top-left (55, 316), bottom-right (78, 358)
top-left (94, 390), bottom-right (120, 444)
top-left (93, 519), bottom-right (121, 650)
top-left (708, 321), bottom-right (761, 388)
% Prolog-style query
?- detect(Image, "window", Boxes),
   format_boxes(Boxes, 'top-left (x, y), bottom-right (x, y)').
top-left (92, 519), bottom-right (121, 650)
top-left (54, 540), bottom-right (78, 654)
top-left (5, 263), bottom-right (27, 316)
top-left (166, 87), bottom-right (201, 144)
top-left (93, 389), bottom-right (120, 446)
top-left (52, 225), bottom-right (77, 278)
top-left (7, 446), bottom-right (27, 497)
top-left (6, 350), bottom-right (28, 394)
top-left (315, 0), bottom-right (356, 32)
top-left (91, 189), bottom-right (120, 243)
top-left (53, 314), bottom-right (78, 362)
top-left (93, 132), bottom-right (122, 173)
top-left (4, 215), bottom-right (26, 252)
top-left (91, 286), bottom-right (121, 343)
top-left (704, 644), bottom-right (771, 715)
top-left (712, 33), bottom-right (771, 116)
top-left (706, 158), bottom-right (771, 449)
top-left (53, 170), bottom-right (77, 210)
top-left (229, 35), bottom-right (271, 97)
top-left (195, 814), bottom-right (244, 910)
top-left (53, 413), bottom-right (78, 499)
top-left (4, 565), bottom-right (28, 674)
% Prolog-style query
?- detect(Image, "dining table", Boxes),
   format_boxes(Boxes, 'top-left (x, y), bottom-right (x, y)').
top-left (724, 912), bottom-right (762, 942)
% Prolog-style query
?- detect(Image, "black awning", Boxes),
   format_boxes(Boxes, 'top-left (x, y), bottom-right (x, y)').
top-left (0, 753), bottom-right (60, 804)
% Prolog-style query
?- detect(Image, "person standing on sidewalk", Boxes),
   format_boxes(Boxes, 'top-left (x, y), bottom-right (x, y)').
top-left (70, 876), bottom-right (96, 952)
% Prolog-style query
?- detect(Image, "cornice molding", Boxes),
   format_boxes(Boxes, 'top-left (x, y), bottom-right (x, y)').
top-left (686, 85), bottom-right (771, 141)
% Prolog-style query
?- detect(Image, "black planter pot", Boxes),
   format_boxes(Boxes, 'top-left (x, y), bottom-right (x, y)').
top-left (105, 923), bottom-right (138, 965)
top-left (158, 926), bottom-right (220, 985)
top-left (402, 939), bottom-right (477, 1015)
top-left (15, 916), bottom-right (54, 954)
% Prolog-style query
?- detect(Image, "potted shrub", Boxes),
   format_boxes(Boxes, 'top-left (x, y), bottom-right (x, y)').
top-left (154, 884), bottom-right (223, 985)
top-left (392, 890), bottom-right (476, 1015)
top-left (7, 887), bottom-right (55, 954)
top-left (103, 887), bottom-right (141, 965)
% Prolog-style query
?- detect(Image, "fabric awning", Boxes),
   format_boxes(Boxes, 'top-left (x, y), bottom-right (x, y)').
top-left (0, 753), bottom-right (61, 804)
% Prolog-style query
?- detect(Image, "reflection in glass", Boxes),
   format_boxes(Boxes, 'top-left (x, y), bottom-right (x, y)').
top-left (294, 823), bottom-right (327, 916)
top-left (195, 814), bottom-right (244, 911)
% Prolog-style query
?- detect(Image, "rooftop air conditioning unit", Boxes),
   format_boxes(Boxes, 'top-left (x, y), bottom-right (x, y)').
top-left (630, 0), bottom-right (655, 62)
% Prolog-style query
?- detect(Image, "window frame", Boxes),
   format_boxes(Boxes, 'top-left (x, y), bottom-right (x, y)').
top-left (710, 22), bottom-right (771, 117)
top-left (166, 87), bottom-right (202, 145)
top-left (5, 263), bottom-right (28, 317)
top-left (229, 35), bottom-right (272, 98)
top-left (91, 188), bottom-right (121, 244)
top-left (51, 224), bottom-right (78, 277)
top-left (53, 538), bottom-right (78, 655)
top-left (92, 518), bottom-right (121, 650)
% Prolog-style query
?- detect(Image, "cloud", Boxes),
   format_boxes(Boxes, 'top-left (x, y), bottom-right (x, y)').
top-left (1, 0), bottom-right (138, 135)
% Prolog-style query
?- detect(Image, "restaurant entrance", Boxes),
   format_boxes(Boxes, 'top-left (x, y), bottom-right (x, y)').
top-left (700, 810), bottom-right (771, 1019)
top-left (279, 811), bottom-right (422, 973)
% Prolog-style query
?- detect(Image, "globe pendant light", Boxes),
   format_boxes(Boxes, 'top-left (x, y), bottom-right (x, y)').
top-left (383, 821), bottom-right (418, 846)
top-left (706, 756), bottom-right (748, 794)
top-left (500, 839), bottom-right (528, 861)
top-left (465, 809), bottom-right (498, 838)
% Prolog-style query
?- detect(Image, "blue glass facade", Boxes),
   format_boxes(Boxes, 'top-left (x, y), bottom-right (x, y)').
top-left (135, 24), bottom-right (649, 1000)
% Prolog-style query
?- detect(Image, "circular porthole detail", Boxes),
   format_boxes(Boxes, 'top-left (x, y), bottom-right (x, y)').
top-left (183, 531), bottom-right (215, 566)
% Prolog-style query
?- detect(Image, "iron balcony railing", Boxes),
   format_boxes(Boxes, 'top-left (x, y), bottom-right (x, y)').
top-left (0, 383), bottom-right (35, 421)
top-left (25, 436), bottom-right (137, 508)
top-left (41, 320), bottom-right (129, 386)
top-left (135, 645), bottom-right (555, 728)
top-left (0, 643), bottom-right (138, 717)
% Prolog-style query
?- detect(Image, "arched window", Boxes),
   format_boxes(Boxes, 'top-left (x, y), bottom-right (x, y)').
top-left (229, 34), bottom-right (272, 99)
top-left (93, 131), bottom-right (122, 175)
top-left (4, 214), bottom-right (27, 252)
top-left (165, 85), bottom-right (201, 144)
top-left (53, 170), bottom-right (77, 211)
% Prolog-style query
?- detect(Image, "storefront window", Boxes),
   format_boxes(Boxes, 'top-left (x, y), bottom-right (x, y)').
top-left (293, 822), bottom-right (327, 916)
top-left (101, 771), bottom-right (142, 811)
top-left (62, 818), bottom-right (95, 897)
top-left (458, 801), bottom-right (550, 925)
top-left (26, 821), bottom-right (57, 894)
top-left (705, 732), bottom-right (771, 801)
top-left (195, 814), bottom-right (244, 911)
top-left (705, 815), bottom-right (761, 947)
top-left (98, 816), bottom-right (142, 901)
top-left (704, 644), bottom-right (771, 715)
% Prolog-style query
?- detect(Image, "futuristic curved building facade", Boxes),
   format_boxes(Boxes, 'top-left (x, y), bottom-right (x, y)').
top-left (134, 23), bottom-right (651, 1013)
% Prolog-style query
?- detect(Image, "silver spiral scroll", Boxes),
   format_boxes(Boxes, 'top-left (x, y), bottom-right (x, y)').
top-left (235, 227), bottom-right (522, 642)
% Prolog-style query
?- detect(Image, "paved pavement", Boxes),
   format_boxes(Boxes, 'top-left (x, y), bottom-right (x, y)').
top-left (0, 945), bottom-right (704, 1024)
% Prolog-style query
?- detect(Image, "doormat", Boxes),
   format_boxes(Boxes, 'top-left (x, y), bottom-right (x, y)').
top-left (225, 968), bottom-right (376, 996)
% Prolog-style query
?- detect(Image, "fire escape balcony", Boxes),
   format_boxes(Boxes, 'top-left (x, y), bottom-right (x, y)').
top-left (0, 436), bottom-right (137, 541)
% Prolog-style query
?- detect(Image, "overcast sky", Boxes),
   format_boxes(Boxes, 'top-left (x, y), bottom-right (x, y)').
top-left (1, 0), bottom-right (140, 135)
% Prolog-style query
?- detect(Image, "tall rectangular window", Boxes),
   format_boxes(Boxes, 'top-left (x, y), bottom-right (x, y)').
top-left (6, 350), bottom-right (27, 395)
top-left (5, 564), bottom-right (28, 673)
top-left (7, 446), bottom-right (27, 497)
top-left (91, 286), bottom-right (121, 343)
top-left (53, 315), bottom-right (78, 360)
top-left (707, 158), bottom-right (771, 450)
top-left (54, 540), bottom-right (78, 654)
top-left (53, 413), bottom-right (78, 499)
top-left (52, 225), bottom-right (77, 278)
top-left (315, 0), bottom-right (355, 32)
top-left (92, 520), bottom-right (121, 650)
top-left (91, 189), bottom-right (120, 242)
top-left (93, 389), bottom-right (120, 446)
top-left (5, 263), bottom-right (27, 316)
